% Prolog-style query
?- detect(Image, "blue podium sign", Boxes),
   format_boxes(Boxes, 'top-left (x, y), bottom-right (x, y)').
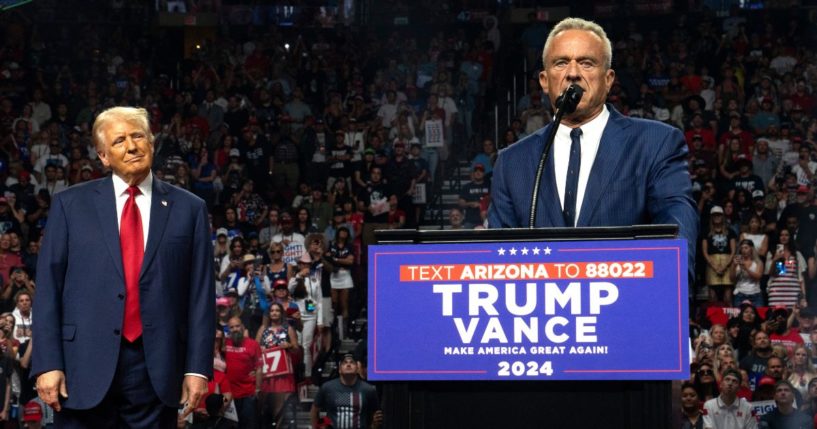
top-left (368, 238), bottom-right (689, 381)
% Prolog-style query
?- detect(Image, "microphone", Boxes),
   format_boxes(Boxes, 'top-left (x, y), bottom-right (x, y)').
top-left (527, 83), bottom-right (585, 227)
top-left (554, 84), bottom-right (585, 114)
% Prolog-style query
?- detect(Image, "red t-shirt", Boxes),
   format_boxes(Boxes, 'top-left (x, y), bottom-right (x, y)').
top-left (770, 328), bottom-right (804, 359)
top-left (388, 209), bottom-right (405, 226)
top-left (196, 370), bottom-right (232, 412)
top-left (225, 338), bottom-right (262, 398)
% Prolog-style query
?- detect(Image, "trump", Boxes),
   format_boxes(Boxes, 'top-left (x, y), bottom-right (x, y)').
top-left (31, 106), bottom-right (214, 428)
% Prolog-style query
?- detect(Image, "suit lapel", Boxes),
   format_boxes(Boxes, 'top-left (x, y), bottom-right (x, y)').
top-left (140, 179), bottom-right (172, 278)
top-left (577, 107), bottom-right (631, 226)
top-left (93, 176), bottom-right (125, 281)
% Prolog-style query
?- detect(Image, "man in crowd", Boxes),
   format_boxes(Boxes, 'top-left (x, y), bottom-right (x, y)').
top-left (1, 266), bottom-right (34, 313)
top-left (703, 368), bottom-right (757, 429)
top-left (224, 316), bottom-right (261, 429)
top-left (758, 381), bottom-right (811, 428)
top-left (741, 330), bottom-right (774, 391)
top-left (311, 353), bottom-right (383, 429)
top-left (767, 307), bottom-right (804, 359)
top-left (459, 163), bottom-right (491, 227)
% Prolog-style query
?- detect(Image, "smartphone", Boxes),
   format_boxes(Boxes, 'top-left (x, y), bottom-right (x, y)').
top-left (777, 244), bottom-right (784, 253)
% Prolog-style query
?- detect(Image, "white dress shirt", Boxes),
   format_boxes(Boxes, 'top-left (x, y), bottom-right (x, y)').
top-left (112, 172), bottom-right (152, 249)
top-left (553, 105), bottom-right (610, 226)
top-left (111, 172), bottom-right (207, 382)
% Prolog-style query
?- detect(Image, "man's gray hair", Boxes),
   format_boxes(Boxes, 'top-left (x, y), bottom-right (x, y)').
top-left (541, 17), bottom-right (613, 70)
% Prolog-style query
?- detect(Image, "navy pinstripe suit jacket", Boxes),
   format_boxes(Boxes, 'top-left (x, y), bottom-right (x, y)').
top-left (487, 105), bottom-right (698, 271)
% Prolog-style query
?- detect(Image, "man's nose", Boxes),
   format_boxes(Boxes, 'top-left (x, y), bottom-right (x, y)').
top-left (564, 61), bottom-right (582, 80)
top-left (124, 136), bottom-right (139, 152)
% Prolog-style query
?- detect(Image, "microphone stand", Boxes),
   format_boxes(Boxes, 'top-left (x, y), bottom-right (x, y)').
top-left (527, 85), bottom-right (582, 228)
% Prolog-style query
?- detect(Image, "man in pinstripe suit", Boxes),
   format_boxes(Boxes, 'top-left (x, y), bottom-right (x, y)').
top-left (488, 17), bottom-right (697, 270)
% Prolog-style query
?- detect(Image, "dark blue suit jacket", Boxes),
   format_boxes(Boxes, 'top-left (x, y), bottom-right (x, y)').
top-left (488, 106), bottom-right (698, 270)
top-left (31, 175), bottom-right (215, 409)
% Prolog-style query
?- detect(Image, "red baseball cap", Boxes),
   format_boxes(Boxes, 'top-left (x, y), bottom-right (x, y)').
top-left (22, 401), bottom-right (42, 422)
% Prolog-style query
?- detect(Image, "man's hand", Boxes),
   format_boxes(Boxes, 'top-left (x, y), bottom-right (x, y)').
top-left (179, 375), bottom-right (208, 418)
top-left (371, 410), bottom-right (384, 428)
top-left (36, 370), bottom-right (68, 412)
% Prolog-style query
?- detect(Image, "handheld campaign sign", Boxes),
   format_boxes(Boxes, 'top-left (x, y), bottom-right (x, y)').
top-left (261, 346), bottom-right (293, 378)
top-left (368, 238), bottom-right (688, 381)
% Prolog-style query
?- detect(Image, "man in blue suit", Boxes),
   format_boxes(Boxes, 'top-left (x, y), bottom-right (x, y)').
top-left (488, 17), bottom-right (697, 268)
top-left (32, 107), bottom-right (215, 428)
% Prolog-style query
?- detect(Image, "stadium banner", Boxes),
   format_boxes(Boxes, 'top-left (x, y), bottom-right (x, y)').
top-left (368, 238), bottom-right (688, 381)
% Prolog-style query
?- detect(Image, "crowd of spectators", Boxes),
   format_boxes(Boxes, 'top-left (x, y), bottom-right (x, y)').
top-left (0, 0), bottom-right (816, 427)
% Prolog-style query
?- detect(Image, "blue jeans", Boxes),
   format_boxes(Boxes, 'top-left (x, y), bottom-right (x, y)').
top-left (234, 396), bottom-right (258, 429)
top-left (733, 292), bottom-right (764, 308)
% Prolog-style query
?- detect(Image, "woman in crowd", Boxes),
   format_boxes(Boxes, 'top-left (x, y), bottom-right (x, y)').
top-left (800, 377), bottom-right (817, 419)
top-left (328, 226), bottom-right (354, 337)
top-left (730, 239), bottom-right (764, 307)
top-left (733, 302), bottom-right (763, 359)
top-left (692, 360), bottom-right (719, 402)
top-left (702, 205), bottom-right (737, 304)
top-left (266, 241), bottom-right (288, 285)
top-left (709, 324), bottom-right (730, 348)
top-left (501, 128), bottom-right (518, 148)
top-left (766, 228), bottom-right (807, 308)
top-left (213, 231), bottom-right (230, 265)
top-left (680, 381), bottom-right (703, 429)
top-left (713, 342), bottom-right (738, 382)
top-left (722, 200), bottom-right (740, 238)
top-left (694, 336), bottom-right (715, 365)
top-left (288, 253), bottom-right (323, 377)
top-left (740, 214), bottom-right (769, 262)
top-left (295, 207), bottom-right (317, 236)
top-left (718, 137), bottom-right (746, 181)
top-left (258, 209), bottom-right (281, 250)
top-left (270, 279), bottom-right (302, 333)
top-left (192, 147), bottom-right (217, 209)
top-left (386, 194), bottom-right (406, 229)
top-left (236, 254), bottom-right (271, 338)
top-left (256, 302), bottom-right (299, 428)
top-left (328, 176), bottom-right (353, 209)
top-left (219, 237), bottom-right (246, 295)
top-left (471, 139), bottom-right (498, 178)
top-left (788, 345), bottom-right (817, 399)
top-left (715, 342), bottom-right (738, 363)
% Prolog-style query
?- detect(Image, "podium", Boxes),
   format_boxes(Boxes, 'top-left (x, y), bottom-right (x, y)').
top-left (369, 225), bottom-right (688, 428)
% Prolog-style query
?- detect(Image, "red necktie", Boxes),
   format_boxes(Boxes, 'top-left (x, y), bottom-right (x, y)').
top-left (120, 186), bottom-right (144, 342)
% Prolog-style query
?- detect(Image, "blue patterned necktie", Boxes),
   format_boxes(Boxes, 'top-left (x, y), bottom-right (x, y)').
top-left (563, 128), bottom-right (582, 227)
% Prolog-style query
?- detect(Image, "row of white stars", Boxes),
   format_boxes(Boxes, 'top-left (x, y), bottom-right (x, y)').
top-left (497, 246), bottom-right (552, 256)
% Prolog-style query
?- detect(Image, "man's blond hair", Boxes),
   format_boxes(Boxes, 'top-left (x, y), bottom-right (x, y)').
top-left (541, 17), bottom-right (613, 70)
top-left (92, 106), bottom-right (154, 151)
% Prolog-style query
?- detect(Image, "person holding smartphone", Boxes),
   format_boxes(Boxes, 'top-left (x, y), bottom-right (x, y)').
top-left (731, 239), bottom-right (764, 307)
top-left (237, 254), bottom-right (271, 338)
top-left (766, 228), bottom-right (807, 309)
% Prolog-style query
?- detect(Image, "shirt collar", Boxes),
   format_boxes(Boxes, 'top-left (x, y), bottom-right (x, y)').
top-left (112, 172), bottom-right (153, 198)
top-left (556, 104), bottom-right (610, 140)
top-left (716, 395), bottom-right (738, 409)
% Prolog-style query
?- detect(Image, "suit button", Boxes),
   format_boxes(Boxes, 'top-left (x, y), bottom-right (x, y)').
top-left (118, 294), bottom-right (125, 300)
top-left (114, 329), bottom-right (121, 336)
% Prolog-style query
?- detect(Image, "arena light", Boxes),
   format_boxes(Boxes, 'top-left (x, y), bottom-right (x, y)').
top-left (0, 0), bottom-right (33, 11)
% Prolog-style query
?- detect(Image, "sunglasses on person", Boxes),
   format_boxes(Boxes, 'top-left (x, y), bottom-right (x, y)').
top-left (697, 369), bottom-right (714, 376)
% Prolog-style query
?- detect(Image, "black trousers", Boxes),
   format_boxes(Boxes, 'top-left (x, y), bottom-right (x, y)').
top-left (54, 339), bottom-right (178, 429)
